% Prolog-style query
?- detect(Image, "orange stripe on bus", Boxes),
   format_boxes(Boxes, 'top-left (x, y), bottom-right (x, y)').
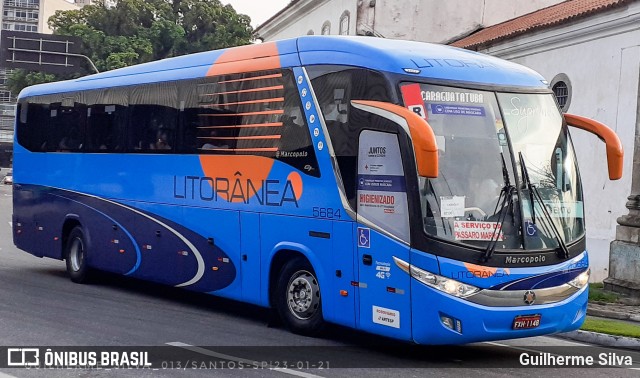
top-left (201, 97), bottom-right (284, 108)
top-left (199, 110), bottom-right (284, 117)
top-left (197, 122), bottom-right (283, 129)
top-left (198, 135), bottom-right (281, 140)
top-left (207, 42), bottom-right (281, 77)
top-left (201, 85), bottom-right (284, 97)
top-left (217, 73), bottom-right (283, 84)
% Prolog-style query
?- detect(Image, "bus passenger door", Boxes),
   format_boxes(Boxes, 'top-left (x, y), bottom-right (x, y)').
top-left (356, 130), bottom-right (412, 340)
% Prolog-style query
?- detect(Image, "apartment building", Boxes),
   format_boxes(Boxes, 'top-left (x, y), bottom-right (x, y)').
top-left (0, 0), bottom-right (79, 166)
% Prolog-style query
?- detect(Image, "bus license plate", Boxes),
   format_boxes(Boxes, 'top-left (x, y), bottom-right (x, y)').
top-left (513, 314), bottom-right (541, 330)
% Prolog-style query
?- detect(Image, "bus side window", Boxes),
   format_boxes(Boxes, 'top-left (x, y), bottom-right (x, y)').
top-left (128, 82), bottom-right (178, 153)
top-left (84, 87), bottom-right (127, 152)
top-left (50, 95), bottom-right (86, 153)
top-left (309, 66), bottom-right (392, 207)
top-left (18, 98), bottom-right (50, 152)
top-left (194, 77), bottom-right (239, 153)
top-left (275, 70), bottom-right (320, 177)
top-left (179, 69), bottom-right (320, 176)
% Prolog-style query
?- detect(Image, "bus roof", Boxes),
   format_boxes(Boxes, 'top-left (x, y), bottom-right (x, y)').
top-left (19, 36), bottom-right (547, 98)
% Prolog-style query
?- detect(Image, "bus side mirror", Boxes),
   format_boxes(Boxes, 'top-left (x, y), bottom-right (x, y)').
top-left (564, 113), bottom-right (623, 180)
top-left (351, 100), bottom-right (439, 178)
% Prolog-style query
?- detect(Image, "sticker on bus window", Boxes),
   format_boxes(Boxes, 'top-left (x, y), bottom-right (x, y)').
top-left (430, 104), bottom-right (485, 117)
top-left (440, 196), bottom-right (465, 217)
top-left (522, 201), bottom-right (584, 218)
top-left (400, 83), bottom-right (427, 120)
top-left (423, 91), bottom-right (484, 104)
top-left (454, 220), bottom-right (504, 241)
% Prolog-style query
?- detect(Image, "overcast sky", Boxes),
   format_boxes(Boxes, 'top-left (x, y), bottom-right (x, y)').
top-left (224, 0), bottom-right (292, 27)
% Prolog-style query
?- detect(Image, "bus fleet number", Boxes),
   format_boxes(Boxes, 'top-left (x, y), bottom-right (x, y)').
top-left (312, 207), bottom-right (341, 219)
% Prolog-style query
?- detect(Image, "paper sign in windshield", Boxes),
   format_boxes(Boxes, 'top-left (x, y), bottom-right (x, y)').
top-left (454, 221), bottom-right (504, 241)
top-left (440, 196), bottom-right (465, 217)
top-left (431, 104), bottom-right (485, 117)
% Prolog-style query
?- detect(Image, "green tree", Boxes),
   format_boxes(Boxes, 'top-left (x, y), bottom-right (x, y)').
top-left (6, 71), bottom-right (60, 98)
top-left (9, 0), bottom-right (253, 95)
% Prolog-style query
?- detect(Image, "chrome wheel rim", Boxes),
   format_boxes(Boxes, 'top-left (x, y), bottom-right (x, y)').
top-left (287, 270), bottom-right (320, 320)
top-left (69, 237), bottom-right (84, 272)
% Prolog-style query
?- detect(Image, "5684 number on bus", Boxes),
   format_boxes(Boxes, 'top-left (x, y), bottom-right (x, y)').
top-left (312, 207), bottom-right (342, 219)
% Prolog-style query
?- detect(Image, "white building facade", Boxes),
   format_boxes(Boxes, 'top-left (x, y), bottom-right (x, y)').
top-left (255, 0), bottom-right (565, 42)
top-left (0, 0), bottom-right (80, 167)
top-left (256, 0), bottom-right (639, 281)
top-left (453, 0), bottom-right (640, 282)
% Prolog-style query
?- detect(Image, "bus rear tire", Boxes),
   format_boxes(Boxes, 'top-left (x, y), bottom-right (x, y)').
top-left (275, 257), bottom-right (324, 335)
top-left (65, 226), bottom-right (91, 284)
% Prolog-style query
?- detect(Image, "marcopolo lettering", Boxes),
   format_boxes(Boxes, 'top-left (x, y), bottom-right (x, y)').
top-left (277, 151), bottom-right (308, 158)
top-left (173, 175), bottom-right (299, 207)
top-left (505, 255), bottom-right (547, 264)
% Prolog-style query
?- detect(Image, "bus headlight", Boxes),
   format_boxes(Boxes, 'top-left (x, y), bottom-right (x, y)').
top-left (393, 257), bottom-right (480, 298)
top-left (568, 269), bottom-right (590, 289)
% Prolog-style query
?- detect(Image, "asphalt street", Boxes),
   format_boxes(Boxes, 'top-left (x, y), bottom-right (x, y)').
top-left (0, 183), bottom-right (638, 377)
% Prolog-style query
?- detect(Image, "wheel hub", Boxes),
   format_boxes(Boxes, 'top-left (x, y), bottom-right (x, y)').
top-left (287, 271), bottom-right (320, 320)
top-left (69, 238), bottom-right (84, 272)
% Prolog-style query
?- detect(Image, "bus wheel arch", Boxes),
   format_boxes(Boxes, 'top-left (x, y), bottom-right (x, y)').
top-left (63, 221), bottom-right (92, 284)
top-left (269, 250), bottom-right (324, 335)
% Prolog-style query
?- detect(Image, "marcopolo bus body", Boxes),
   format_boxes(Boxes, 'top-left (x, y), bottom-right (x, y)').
top-left (12, 36), bottom-right (623, 344)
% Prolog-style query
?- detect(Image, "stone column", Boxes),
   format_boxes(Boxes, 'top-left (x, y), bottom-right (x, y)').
top-left (605, 85), bottom-right (640, 297)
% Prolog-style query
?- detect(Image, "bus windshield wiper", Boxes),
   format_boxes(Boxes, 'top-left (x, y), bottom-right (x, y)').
top-left (518, 152), bottom-right (570, 259)
top-left (481, 153), bottom-right (515, 262)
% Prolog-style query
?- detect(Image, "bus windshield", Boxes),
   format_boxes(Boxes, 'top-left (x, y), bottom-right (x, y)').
top-left (400, 83), bottom-right (584, 251)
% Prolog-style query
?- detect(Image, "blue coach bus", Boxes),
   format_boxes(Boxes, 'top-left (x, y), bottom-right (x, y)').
top-left (12, 36), bottom-right (623, 344)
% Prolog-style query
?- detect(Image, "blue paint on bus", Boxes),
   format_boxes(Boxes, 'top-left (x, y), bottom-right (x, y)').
top-left (12, 36), bottom-right (601, 345)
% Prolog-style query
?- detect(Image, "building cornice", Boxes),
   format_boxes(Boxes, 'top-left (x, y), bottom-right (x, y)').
top-left (255, 0), bottom-right (332, 40)
top-left (481, 2), bottom-right (640, 60)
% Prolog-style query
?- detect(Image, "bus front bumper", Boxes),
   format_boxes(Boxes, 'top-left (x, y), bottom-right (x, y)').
top-left (410, 280), bottom-right (588, 345)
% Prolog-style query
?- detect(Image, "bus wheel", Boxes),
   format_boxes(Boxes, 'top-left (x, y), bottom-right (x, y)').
top-left (65, 226), bottom-right (91, 284)
top-left (276, 257), bottom-right (324, 335)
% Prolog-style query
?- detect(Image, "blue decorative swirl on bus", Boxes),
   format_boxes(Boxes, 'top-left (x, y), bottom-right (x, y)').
top-left (48, 192), bottom-right (142, 275)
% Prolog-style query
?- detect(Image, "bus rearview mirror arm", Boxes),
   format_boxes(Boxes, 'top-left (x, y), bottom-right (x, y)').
top-left (564, 113), bottom-right (623, 180)
top-left (350, 100), bottom-right (439, 178)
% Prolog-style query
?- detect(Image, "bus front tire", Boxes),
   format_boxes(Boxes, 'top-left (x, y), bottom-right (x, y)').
top-left (65, 226), bottom-right (91, 284)
top-left (275, 257), bottom-right (324, 335)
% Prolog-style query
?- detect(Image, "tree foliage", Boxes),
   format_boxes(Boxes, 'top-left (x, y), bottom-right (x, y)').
top-left (9, 0), bottom-right (253, 95)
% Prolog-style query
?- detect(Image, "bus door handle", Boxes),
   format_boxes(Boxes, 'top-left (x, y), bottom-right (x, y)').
top-left (362, 254), bottom-right (372, 266)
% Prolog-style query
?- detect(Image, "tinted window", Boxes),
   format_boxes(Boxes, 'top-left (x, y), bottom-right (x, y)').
top-left (128, 82), bottom-right (178, 153)
top-left (18, 96), bottom-right (49, 152)
top-left (308, 66), bottom-right (392, 204)
top-left (17, 69), bottom-right (318, 174)
top-left (83, 88), bottom-right (128, 152)
top-left (48, 93), bottom-right (86, 152)
top-left (181, 69), bottom-right (319, 176)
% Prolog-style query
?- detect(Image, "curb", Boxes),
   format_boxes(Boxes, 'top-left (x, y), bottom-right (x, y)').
top-left (555, 330), bottom-right (640, 350)
top-left (587, 308), bottom-right (640, 323)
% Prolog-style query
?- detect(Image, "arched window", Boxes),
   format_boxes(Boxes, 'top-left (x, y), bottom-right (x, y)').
top-left (339, 11), bottom-right (350, 35)
top-left (550, 73), bottom-right (572, 112)
top-left (321, 21), bottom-right (331, 35)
